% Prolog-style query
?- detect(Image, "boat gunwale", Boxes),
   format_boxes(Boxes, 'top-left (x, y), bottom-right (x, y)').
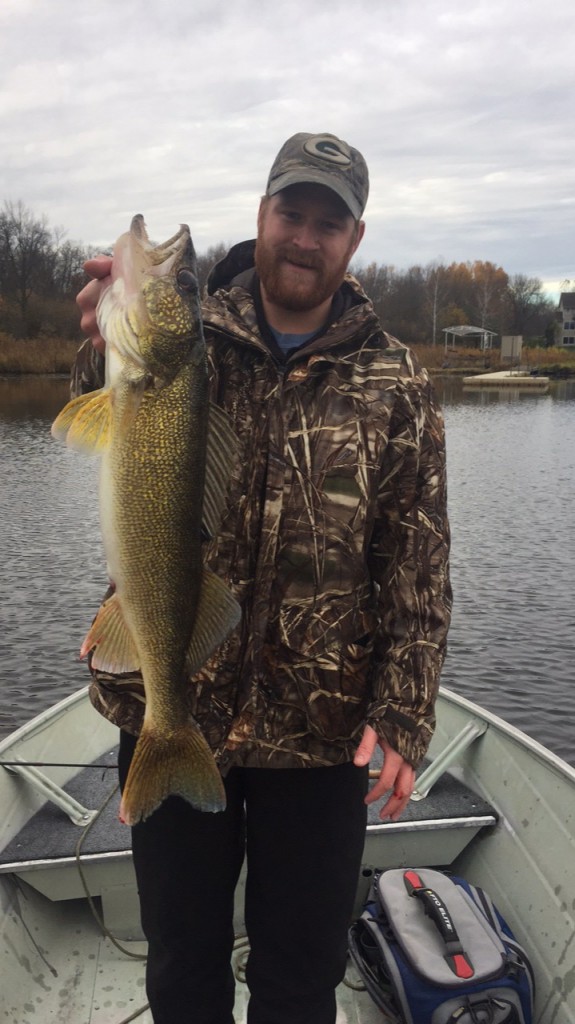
top-left (1, 683), bottom-right (573, 786)
top-left (0, 685), bottom-right (94, 756)
top-left (436, 687), bottom-right (575, 783)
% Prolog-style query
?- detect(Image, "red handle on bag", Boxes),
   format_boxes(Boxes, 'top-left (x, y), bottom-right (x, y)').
top-left (403, 871), bottom-right (474, 979)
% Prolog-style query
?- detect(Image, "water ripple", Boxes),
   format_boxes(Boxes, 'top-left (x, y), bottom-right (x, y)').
top-left (1, 377), bottom-right (575, 767)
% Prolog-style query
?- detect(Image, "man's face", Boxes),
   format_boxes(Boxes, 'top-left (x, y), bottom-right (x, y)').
top-left (255, 184), bottom-right (364, 313)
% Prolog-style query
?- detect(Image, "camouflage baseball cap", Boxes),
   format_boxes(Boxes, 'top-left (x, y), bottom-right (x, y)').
top-left (266, 132), bottom-right (369, 220)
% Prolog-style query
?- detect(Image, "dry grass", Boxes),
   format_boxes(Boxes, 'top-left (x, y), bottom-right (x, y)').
top-left (413, 344), bottom-right (575, 374)
top-left (519, 346), bottom-right (575, 370)
top-left (1, 333), bottom-right (575, 377)
top-left (412, 345), bottom-right (502, 372)
top-left (0, 334), bottom-right (80, 375)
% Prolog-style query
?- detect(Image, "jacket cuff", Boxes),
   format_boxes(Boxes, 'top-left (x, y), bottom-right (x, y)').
top-left (367, 701), bottom-right (436, 768)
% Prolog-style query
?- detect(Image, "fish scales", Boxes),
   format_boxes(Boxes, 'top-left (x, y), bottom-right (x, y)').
top-left (52, 215), bottom-right (240, 823)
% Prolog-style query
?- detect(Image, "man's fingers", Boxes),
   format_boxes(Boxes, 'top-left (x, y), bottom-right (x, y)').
top-left (377, 785), bottom-right (413, 822)
top-left (365, 753), bottom-right (416, 822)
top-left (77, 256), bottom-right (112, 353)
top-left (364, 763), bottom-right (402, 805)
top-left (354, 728), bottom-right (416, 822)
top-left (83, 255), bottom-right (113, 279)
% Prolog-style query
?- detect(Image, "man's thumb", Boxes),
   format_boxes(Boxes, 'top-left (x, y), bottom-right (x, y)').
top-left (354, 725), bottom-right (378, 766)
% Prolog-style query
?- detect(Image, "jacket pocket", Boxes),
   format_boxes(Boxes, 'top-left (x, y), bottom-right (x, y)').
top-left (268, 616), bottom-right (377, 743)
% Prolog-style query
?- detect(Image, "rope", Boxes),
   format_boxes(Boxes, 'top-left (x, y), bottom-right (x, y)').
top-left (0, 761), bottom-right (116, 769)
top-left (114, 1003), bottom-right (151, 1023)
top-left (74, 782), bottom-right (148, 961)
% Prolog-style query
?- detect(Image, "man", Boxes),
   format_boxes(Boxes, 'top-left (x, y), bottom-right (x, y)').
top-left (75, 132), bottom-right (452, 1024)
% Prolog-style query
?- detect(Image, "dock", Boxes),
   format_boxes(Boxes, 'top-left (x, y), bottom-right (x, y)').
top-left (462, 370), bottom-right (550, 391)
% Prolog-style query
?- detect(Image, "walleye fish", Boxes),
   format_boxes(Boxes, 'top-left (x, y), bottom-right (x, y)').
top-left (52, 215), bottom-right (240, 824)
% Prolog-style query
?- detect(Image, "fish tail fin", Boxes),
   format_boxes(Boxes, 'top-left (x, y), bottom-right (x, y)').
top-left (119, 722), bottom-right (226, 824)
top-left (51, 388), bottom-right (112, 453)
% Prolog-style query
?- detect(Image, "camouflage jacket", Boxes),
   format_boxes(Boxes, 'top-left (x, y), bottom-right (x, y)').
top-left (73, 241), bottom-right (452, 770)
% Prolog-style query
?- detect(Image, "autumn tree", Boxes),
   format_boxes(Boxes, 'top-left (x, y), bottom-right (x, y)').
top-left (471, 261), bottom-right (508, 331)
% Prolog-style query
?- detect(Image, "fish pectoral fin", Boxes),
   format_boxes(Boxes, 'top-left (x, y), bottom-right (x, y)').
top-left (202, 403), bottom-right (240, 537)
top-left (119, 722), bottom-right (226, 823)
top-left (186, 568), bottom-right (241, 676)
top-left (51, 388), bottom-right (113, 454)
top-left (81, 593), bottom-right (141, 673)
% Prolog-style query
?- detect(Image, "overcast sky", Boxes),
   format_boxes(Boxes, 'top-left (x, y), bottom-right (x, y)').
top-left (1, 0), bottom-right (573, 296)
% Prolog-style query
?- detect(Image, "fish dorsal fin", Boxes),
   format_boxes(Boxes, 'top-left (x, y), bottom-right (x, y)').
top-left (51, 388), bottom-right (113, 454)
top-left (202, 402), bottom-right (240, 537)
top-left (186, 567), bottom-right (241, 676)
top-left (80, 592), bottom-right (141, 674)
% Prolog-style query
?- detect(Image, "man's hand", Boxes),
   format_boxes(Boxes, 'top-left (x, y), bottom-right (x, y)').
top-left (77, 255), bottom-right (113, 354)
top-left (354, 724), bottom-right (415, 821)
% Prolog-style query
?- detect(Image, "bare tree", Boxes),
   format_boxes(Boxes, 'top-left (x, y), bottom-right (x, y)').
top-left (351, 261), bottom-right (395, 323)
top-left (0, 201), bottom-right (52, 332)
top-left (424, 262), bottom-right (449, 345)
top-left (505, 275), bottom-right (554, 336)
top-left (196, 243), bottom-right (229, 294)
top-left (0, 202), bottom-right (97, 337)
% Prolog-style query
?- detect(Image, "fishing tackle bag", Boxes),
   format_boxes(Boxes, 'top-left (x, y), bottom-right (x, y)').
top-left (348, 867), bottom-right (534, 1024)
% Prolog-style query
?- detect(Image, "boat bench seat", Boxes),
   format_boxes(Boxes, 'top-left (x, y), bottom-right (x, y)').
top-left (0, 745), bottom-right (497, 939)
top-left (0, 747), bottom-right (141, 938)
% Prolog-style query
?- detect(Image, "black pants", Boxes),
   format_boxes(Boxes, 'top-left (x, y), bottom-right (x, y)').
top-left (119, 731), bottom-right (368, 1024)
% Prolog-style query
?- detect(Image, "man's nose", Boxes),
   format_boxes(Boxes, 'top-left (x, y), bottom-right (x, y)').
top-left (291, 221), bottom-right (320, 249)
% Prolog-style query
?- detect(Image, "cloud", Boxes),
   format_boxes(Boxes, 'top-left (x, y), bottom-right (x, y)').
top-left (1, 0), bottom-right (574, 281)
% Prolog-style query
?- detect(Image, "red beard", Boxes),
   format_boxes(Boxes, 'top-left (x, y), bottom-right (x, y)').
top-left (255, 240), bottom-right (350, 312)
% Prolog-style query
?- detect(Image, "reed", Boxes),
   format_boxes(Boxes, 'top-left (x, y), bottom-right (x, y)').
top-left (1, 334), bottom-right (575, 376)
top-left (413, 344), bottom-right (575, 374)
top-left (0, 334), bottom-right (80, 375)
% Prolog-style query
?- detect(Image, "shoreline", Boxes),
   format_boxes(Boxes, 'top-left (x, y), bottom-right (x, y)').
top-left (2, 368), bottom-right (575, 382)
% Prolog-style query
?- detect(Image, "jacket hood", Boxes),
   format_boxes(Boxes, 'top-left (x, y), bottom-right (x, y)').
top-left (206, 240), bottom-right (258, 295)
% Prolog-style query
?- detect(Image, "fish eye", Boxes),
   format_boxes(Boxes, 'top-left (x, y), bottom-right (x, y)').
top-left (177, 267), bottom-right (198, 293)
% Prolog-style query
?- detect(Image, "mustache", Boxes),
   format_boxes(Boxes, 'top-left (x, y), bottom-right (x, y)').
top-left (277, 246), bottom-right (324, 271)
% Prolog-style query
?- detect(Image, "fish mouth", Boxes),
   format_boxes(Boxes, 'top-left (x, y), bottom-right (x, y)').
top-left (130, 214), bottom-right (192, 275)
top-left (96, 216), bottom-right (198, 368)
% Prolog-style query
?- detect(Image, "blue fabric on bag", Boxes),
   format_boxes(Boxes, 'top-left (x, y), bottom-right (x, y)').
top-left (348, 868), bottom-right (534, 1024)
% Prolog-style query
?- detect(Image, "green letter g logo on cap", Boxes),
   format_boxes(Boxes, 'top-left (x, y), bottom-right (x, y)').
top-left (303, 135), bottom-right (352, 166)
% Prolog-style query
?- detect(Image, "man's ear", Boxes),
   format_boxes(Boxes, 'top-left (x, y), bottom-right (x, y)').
top-left (348, 219), bottom-right (365, 261)
top-left (354, 220), bottom-right (366, 250)
top-left (257, 196), bottom-right (269, 234)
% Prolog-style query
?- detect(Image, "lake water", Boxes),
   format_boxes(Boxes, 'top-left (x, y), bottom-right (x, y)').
top-left (1, 373), bottom-right (574, 766)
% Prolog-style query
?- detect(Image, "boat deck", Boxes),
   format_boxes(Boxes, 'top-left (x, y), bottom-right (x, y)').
top-left (0, 748), bottom-right (496, 1024)
top-left (0, 867), bottom-right (383, 1024)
